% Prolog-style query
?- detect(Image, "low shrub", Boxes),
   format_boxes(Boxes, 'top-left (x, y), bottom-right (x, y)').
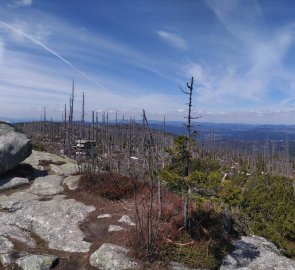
top-left (222, 173), bottom-right (295, 257)
top-left (79, 172), bottom-right (144, 200)
top-left (128, 188), bottom-right (233, 269)
top-left (160, 236), bottom-right (220, 269)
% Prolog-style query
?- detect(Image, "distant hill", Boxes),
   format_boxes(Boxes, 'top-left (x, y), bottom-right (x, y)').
top-left (149, 121), bottom-right (295, 142)
top-left (9, 118), bottom-right (295, 142)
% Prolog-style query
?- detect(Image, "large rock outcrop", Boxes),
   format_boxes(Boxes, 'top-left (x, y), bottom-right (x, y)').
top-left (0, 122), bottom-right (32, 175)
top-left (220, 236), bottom-right (295, 270)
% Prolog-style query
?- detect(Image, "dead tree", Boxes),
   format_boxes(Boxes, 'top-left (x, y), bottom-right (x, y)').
top-left (81, 92), bottom-right (85, 139)
top-left (92, 110), bottom-right (95, 140)
top-left (63, 103), bottom-right (67, 154)
top-left (70, 78), bottom-right (75, 130)
top-left (180, 76), bottom-right (198, 229)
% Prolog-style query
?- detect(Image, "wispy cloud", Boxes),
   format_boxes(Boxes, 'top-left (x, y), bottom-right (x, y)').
top-left (184, 0), bottom-right (295, 112)
top-left (0, 12), bottom-right (183, 92)
top-left (157, 30), bottom-right (187, 49)
top-left (0, 21), bottom-right (105, 89)
top-left (0, 38), bottom-right (3, 64)
top-left (0, 23), bottom-right (183, 121)
top-left (8, 0), bottom-right (32, 8)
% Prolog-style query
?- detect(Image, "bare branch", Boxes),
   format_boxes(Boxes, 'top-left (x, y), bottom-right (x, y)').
top-left (180, 87), bottom-right (189, 95)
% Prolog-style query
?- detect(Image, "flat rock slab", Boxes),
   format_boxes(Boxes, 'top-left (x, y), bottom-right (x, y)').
top-left (0, 218), bottom-right (36, 248)
top-left (108, 225), bottom-right (125, 232)
top-left (89, 243), bottom-right (138, 270)
top-left (63, 175), bottom-right (80, 190)
top-left (16, 254), bottom-right (58, 270)
top-left (0, 190), bottom-right (95, 252)
top-left (0, 177), bottom-right (29, 191)
top-left (118, 215), bottom-right (135, 226)
top-left (50, 163), bottom-right (77, 177)
top-left (0, 191), bottom-right (40, 212)
top-left (23, 150), bottom-right (74, 171)
top-left (29, 175), bottom-right (64, 196)
top-left (221, 236), bottom-right (295, 270)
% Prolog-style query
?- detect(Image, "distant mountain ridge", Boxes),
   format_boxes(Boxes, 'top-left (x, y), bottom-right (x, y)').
top-left (6, 117), bottom-right (295, 142)
top-left (148, 121), bottom-right (295, 142)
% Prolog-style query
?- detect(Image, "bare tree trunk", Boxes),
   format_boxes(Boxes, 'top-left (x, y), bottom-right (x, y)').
top-left (180, 76), bottom-right (197, 229)
top-left (63, 103), bottom-right (67, 154)
top-left (81, 92), bottom-right (85, 139)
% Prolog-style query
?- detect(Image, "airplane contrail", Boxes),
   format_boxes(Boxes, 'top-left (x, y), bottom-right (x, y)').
top-left (0, 21), bottom-right (105, 89)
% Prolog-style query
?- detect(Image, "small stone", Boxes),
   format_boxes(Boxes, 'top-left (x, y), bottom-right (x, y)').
top-left (118, 215), bottom-right (135, 226)
top-left (0, 254), bottom-right (12, 266)
top-left (16, 254), bottom-right (58, 270)
top-left (97, 214), bottom-right (112, 219)
top-left (89, 243), bottom-right (138, 270)
top-left (0, 236), bottom-right (14, 267)
top-left (108, 225), bottom-right (124, 232)
top-left (0, 235), bottom-right (14, 253)
top-left (63, 175), bottom-right (80, 190)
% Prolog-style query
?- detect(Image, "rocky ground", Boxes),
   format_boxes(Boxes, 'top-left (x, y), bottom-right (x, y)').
top-left (1, 121), bottom-right (295, 269)
top-left (0, 150), bottom-right (139, 270)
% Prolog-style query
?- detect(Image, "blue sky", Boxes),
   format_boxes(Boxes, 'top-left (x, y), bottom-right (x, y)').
top-left (1, 0), bottom-right (295, 123)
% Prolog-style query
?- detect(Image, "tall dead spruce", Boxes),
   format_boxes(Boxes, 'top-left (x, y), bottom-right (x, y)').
top-left (180, 76), bottom-right (198, 229)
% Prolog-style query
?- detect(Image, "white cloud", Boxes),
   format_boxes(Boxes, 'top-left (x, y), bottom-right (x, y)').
top-left (0, 39), bottom-right (3, 64)
top-left (182, 0), bottom-right (295, 111)
top-left (157, 30), bottom-right (187, 49)
top-left (0, 38), bottom-right (183, 121)
top-left (2, 23), bottom-right (90, 86)
top-left (8, 0), bottom-right (32, 8)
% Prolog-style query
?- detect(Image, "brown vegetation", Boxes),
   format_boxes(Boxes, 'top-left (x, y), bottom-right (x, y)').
top-left (128, 187), bottom-right (233, 269)
top-left (79, 172), bottom-right (145, 200)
